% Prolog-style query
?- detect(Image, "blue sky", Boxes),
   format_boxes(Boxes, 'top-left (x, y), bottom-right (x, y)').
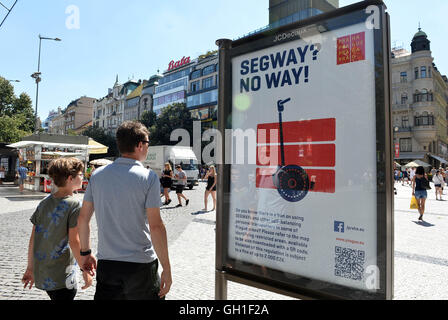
top-left (1, 0), bottom-right (447, 121)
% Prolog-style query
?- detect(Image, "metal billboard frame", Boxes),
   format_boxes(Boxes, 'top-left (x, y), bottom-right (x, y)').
top-left (216, 0), bottom-right (393, 300)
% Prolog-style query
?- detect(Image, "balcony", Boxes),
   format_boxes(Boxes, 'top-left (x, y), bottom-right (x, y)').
top-left (396, 127), bottom-right (412, 133)
top-left (412, 125), bottom-right (436, 132)
top-left (392, 104), bottom-right (412, 112)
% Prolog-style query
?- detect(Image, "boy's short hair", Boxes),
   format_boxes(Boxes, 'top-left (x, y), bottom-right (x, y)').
top-left (116, 121), bottom-right (150, 154)
top-left (48, 157), bottom-right (84, 187)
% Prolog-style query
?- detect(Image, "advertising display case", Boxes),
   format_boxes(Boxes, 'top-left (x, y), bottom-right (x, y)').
top-left (216, 0), bottom-right (393, 300)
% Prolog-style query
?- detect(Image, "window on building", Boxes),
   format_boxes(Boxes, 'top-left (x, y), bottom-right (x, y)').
top-left (401, 93), bottom-right (408, 105)
top-left (400, 72), bottom-right (407, 83)
top-left (191, 81), bottom-right (200, 92)
top-left (400, 138), bottom-right (412, 152)
top-left (191, 70), bottom-right (201, 80)
top-left (402, 116), bottom-right (409, 128)
top-left (421, 66), bottom-right (427, 78)
top-left (421, 89), bottom-right (428, 102)
top-left (415, 112), bottom-right (434, 126)
top-left (202, 76), bottom-right (214, 89)
top-left (413, 90), bottom-right (433, 103)
top-left (415, 67), bottom-right (419, 79)
top-left (428, 66), bottom-right (432, 78)
top-left (202, 65), bottom-right (215, 76)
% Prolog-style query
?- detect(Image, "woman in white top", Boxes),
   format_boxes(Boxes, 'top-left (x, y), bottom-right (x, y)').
top-left (432, 170), bottom-right (445, 201)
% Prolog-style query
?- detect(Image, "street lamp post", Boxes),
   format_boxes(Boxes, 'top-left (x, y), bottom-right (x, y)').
top-left (32, 34), bottom-right (61, 132)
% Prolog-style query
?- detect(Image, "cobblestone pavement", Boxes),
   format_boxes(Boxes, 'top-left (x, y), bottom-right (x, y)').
top-left (1, 181), bottom-right (447, 300)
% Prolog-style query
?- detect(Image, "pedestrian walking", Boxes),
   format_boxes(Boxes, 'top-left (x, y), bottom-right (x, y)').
top-left (77, 121), bottom-right (172, 300)
top-left (433, 170), bottom-right (445, 201)
top-left (161, 163), bottom-right (173, 205)
top-left (0, 165), bottom-right (5, 184)
top-left (174, 164), bottom-right (189, 207)
top-left (17, 162), bottom-right (28, 193)
top-left (21, 158), bottom-right (92, 300)
top-left (409, 167), bottom-right (416, 185)
top-left (412, 166), bottom-right (430, 221)
top-left (401, 169), bottom-right (408, 186)
top-left (202, 165), bottom-right (217, 212)
top-left (85, 164), bottom-right (95, 181)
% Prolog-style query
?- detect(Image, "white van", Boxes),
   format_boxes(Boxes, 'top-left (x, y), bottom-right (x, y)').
top-left (143, 145), bottom-right (199, 190)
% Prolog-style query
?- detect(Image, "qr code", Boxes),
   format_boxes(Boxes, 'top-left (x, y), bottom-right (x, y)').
top-left (334, 246), bottom-right (365, 281)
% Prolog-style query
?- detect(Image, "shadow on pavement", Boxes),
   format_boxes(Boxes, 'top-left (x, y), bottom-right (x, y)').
top-left (5, 195), bottom-right (48, 201)
top-left (413, 220), bottom-right (435, 227)
top-left (191, 210), bottom-right (208, 215)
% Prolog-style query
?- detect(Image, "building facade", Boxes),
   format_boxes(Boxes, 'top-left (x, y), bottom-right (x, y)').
top-left (269, 0), bottom-right (339, 28)
top-left (64, 96), bottom-right (96, 134)
top-left (42, 109), bottom-right (59, 133)
top-left (153, 56), bottom-right (193, 115)
top-left (186, 53), bottom-right (218, 129)
top-left (392, 29), bottom-right (448, 167)
top-left (93, 77), bottom-right (140, 135)
top-left (48, 107), bottom-right (65, 135)
top-left (123, 74), bottom-right (160, 122)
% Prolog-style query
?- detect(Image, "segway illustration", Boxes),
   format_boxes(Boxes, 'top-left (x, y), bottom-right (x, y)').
top-left (272, 98), bottom-right (315, 202)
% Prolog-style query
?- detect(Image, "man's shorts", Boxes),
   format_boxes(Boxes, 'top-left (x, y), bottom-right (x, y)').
top-left (176, 185), bottom-right (184, 194)
top-left (95, 259), bottom-right (162, 300)
top-left (18, 177), bottom-right (25, 185)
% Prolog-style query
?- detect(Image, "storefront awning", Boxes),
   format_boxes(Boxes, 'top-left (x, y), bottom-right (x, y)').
top-left (429, 154), bottom-right (448, 165)
top-left (88, 139), bottom-right (108, 155)
top-left (7, 139), bottom-right (107, 153)
top-left (395, 152), bottom-right (426, 160)
top-left (6, 140), bottom-right (105, 151)
top-left (41, 152), bottom-right (85, 157)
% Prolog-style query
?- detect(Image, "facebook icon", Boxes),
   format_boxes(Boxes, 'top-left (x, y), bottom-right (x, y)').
top-left (334, 221), bottom-right (345, 233)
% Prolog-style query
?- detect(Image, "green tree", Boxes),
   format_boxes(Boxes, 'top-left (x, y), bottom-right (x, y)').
top-left (148, 103), bottom-right (193, 146)
top-left (81, 126), bottom-right (119, 158)
top-left (0, 76), bottom-right (35, 136)
top-left (140, 110), bottom-right (157, 129)
top-left (0, 76), bottom-right (15, 116)
top-left (0, 114), bottom-right (31, 143)
top-left (13, 93), bottom-right (34, 132)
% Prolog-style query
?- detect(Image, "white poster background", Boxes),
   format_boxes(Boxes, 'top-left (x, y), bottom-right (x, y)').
top-left (228, 23), bottom-right (378, 292)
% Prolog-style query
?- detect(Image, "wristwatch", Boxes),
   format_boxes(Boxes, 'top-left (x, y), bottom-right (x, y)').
top-left (80, 249), bottom-right (92, 256)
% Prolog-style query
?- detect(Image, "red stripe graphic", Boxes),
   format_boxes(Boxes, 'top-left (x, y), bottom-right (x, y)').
top-left (257, 118), bottom-right (336, 144)
top-left (257, 144), bottom-right (335, 167)
top-left (256, 168), bottom-right (335, 193)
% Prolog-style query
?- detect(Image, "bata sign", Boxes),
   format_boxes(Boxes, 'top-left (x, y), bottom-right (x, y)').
top-left (168, 56), bottom-right (191, 71)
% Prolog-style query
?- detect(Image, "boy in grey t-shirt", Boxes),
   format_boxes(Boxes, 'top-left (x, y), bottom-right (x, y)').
top-left (22, 158), bottom-right (92, 300)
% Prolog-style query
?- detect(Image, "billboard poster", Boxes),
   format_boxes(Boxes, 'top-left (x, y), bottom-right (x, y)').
top-left (217, 0), bottom-right (393, 300)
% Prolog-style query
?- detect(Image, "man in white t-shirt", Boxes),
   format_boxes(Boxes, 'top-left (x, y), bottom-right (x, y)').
top-left (409, 167), bottom-right (416, 183)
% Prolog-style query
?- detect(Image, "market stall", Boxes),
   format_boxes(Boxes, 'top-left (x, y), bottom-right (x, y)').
top-left (7, 140), bottom-right (105, 192)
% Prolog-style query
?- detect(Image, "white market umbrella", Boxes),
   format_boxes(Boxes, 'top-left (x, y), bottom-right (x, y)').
top-left (90, 158), bottom-right (113, 166)
top-left (404, 160), bottom-right (431, 168)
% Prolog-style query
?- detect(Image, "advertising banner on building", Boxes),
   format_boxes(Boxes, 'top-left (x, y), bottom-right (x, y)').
top-left (216, 0), bottom-right (393, 300)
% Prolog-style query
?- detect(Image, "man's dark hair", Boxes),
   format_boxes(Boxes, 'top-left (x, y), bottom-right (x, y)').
top-left (116, 121), bottom-right (149, 154)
